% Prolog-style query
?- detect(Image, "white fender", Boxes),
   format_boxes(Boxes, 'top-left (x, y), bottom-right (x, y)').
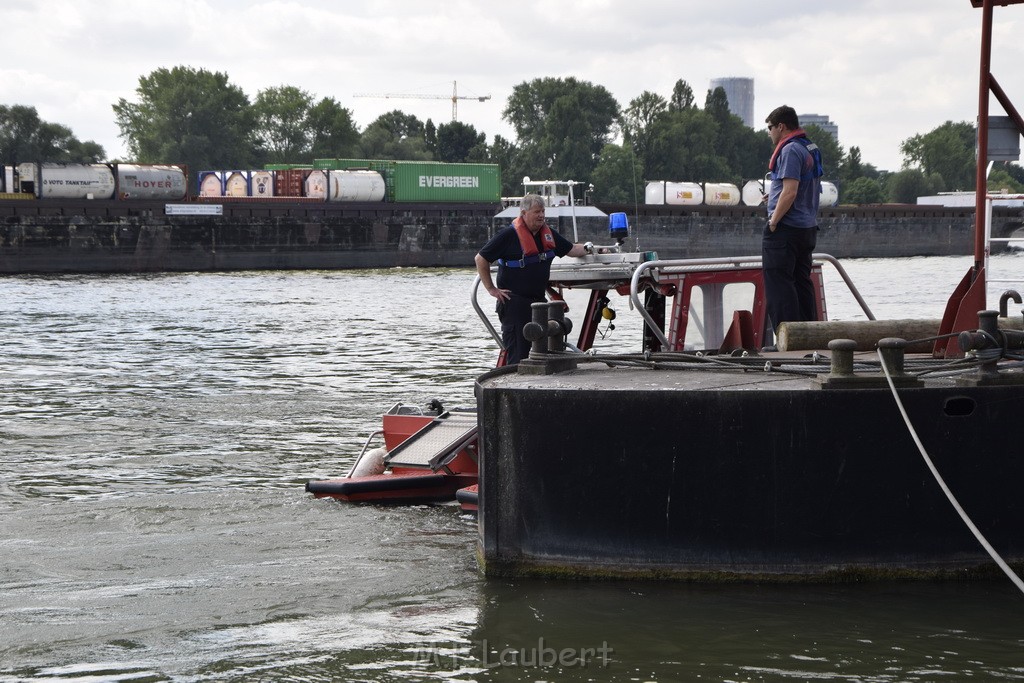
top-left (351, 446), bottom-right (387, 478)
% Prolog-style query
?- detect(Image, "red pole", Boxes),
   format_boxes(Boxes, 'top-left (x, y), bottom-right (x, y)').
top-left (974, 0), bottom-right (994, 278)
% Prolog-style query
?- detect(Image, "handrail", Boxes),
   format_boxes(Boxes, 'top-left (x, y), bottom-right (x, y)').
top-left (471, 275), bottom-right (506, 350)
top-left (628, 253), bottom-right (876, 350)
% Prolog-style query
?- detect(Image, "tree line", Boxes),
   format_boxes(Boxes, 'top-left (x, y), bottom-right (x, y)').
top-left (2, 65), bottom-right (1022, 202)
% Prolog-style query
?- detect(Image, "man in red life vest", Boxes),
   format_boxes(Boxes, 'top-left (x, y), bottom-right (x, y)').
top-left (475, 194), bottom-right (591, 365)
top-left (763, 104), bottom-right (824, 336)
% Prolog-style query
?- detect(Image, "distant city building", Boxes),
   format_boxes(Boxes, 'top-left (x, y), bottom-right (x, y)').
top-left (799, 113), bottom-right (839, 143)
top-left (709, 77), bottom-right (754, 128)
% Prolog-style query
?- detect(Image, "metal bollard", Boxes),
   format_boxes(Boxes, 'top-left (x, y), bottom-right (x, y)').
top-left (827, 339), bottom-right (857, 377)
top-left (877, 337), bottom-right (908, 376)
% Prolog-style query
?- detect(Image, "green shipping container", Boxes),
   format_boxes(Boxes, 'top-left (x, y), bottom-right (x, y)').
top-left (390, 162), bottom-right (500, 203)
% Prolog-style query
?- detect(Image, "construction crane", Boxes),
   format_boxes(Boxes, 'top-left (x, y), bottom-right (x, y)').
top-left (353, 81), bottom-right (491, 121)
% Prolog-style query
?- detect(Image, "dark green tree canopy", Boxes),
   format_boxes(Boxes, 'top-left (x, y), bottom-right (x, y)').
top-left (113, 66), bottom-right (256, 171)
top-left (307, 97), bottom-right (360, 160)
top-left (252, 85), bottom-right (314, 164)
top-left (436, 121), bottom-right (486, 163)
top-left (358, 110), bottom-right (431, 160)
top-left (1, 104), bottom-right (105, 164)
top-left (502, 77), bottom-right (619, 181)
top-left (900, 120), bottom-right (976, 191)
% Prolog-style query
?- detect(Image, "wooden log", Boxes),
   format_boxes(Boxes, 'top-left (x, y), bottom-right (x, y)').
top-left (777, 317), bottom-right (1024, 352)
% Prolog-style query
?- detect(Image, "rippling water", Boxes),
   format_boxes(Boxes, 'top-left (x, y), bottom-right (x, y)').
top-left (2, 256), bottom-right (1023, 682)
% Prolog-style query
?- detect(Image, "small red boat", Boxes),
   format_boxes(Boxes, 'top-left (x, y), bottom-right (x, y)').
top-left (305, 404), bottom-right (479, 506)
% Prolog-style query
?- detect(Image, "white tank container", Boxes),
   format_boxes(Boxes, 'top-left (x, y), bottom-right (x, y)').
top-left (198, 172), bottom-right (223, 197)
top-left (329, 170), bottom-right (385, 202)
top-left (665, 181), bottom-right (703, 206)
top-left (26, 163), bottom-right (116, 199)
top-left (644, 181), bottom-right (665, 205)
top-left (304, 170), bottom-right (329, 200)
top-left (703, 182), bottom-right (740, 206)
top-left (741, 179), bottom-right (767, 207)
top-left (224, 171), bottom-right (249, 197)
top-left (251, 170), bottom-right (274, 198)
top-left (820, 180), bottom-right (839, 207)
top-left (116, 164), bottom-right (187, 200)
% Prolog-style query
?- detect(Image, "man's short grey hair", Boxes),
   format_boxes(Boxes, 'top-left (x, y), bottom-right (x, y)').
top-left (520, 194), bottom-right (546, 212)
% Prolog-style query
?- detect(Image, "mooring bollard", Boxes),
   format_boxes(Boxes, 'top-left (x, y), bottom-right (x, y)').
top-left (827, 339), bottom-right (857, 377)
top-left (877, 337), bottom-right (908, 376)
top-left (518, 301), bottom-right (578, 375)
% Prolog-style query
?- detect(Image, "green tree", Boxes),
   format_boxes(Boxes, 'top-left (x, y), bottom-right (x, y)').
top-left (621, 91), bottom-right (667, 179)
top-left (0, 104), bottom-right (105, 164)
top-left (900, 121), bottom-right (976, 191)
top-left (645, 107), bottom-right (730, 182)
top-left (987, 166), bottom-right (1024, 193)
top-left (424, 119), bottom-right (437, 156)
top-left (489, 134), bottom-right (525, 196)
top-left (358, 110), bottom-right (432, 160)
top-left (252, 85), bottom-right (313, 164)
top-left (435, 121), bottom-right (485, 162)
top-left (113, 66), bottom-right (255, 171)
top-left (703, 87), bottom-right (731, 122)
top-left (843, 176), bottom-right (885, 204)
top-left (668, 79), bottom-right (695, 112)
top-left (307, 97), bottom-right (360, 160)
top-left (590, 142), bottom-right (642, 203)
top-left (885, 168), bottom-right (938, 203)
top-left (502, 77), bottom-right (619, 181)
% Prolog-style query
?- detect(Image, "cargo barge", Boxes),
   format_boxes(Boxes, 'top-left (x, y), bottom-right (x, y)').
top-left (473, 0), bottom-right (1024, 582)
top-left (1, 197), bottom-right (1022, 274)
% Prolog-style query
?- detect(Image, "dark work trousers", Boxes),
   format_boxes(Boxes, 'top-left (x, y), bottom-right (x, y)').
top-left (762, 223), bottom-right (818, 332)
top-left (498, 294), bottom-right (543, 365)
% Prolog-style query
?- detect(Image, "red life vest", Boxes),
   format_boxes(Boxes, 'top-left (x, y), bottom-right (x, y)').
top-left (513, 216), bottom-right (556, 257)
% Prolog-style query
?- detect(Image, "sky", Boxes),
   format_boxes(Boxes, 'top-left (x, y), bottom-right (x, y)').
top-left (4, 0), bottom-right (1023, 176)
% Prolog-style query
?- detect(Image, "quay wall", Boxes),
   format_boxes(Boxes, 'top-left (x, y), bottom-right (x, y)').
top-left (1, 200), bottom-right (1021, 273)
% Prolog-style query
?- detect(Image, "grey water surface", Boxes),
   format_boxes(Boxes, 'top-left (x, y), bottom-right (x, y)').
top-left (2, 256), bottom-right (1023, 682)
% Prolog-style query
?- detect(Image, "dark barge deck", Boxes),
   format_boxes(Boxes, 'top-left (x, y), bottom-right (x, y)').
top-left (475, 352), bottom-right (1024, 581)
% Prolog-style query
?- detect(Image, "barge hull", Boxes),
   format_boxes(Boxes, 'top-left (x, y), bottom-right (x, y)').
top-left (475, 365), bottom-right (1024, 580)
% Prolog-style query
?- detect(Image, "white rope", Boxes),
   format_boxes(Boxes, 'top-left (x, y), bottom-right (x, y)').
top-left (878, 350), bottom-right (1024, 594)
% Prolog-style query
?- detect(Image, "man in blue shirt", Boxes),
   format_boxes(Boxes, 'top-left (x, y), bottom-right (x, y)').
top-left (763, 104), bottom-right (823, 334)
top-left (475, 194), bottom-right (590, 365)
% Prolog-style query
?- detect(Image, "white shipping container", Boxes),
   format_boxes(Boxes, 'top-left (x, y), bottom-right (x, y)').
top-left (306, 170), bottom-right (386, 202)
top-left (819, 180), bottom-right (839, 207)
top-left (251, 171), bottom-right (274, 197)
top-left (328, 170), bottom-right (385, 202)
top-left (703, 183), bottom-right (740, 207)
top-left (117, 164), bottom-right (186, 200)
top-left (665, 181), bottom-right (704, 206)
top-left (199, 172), bottom-right (224, 197)
top-left (21, 163), bottom-right (116, 199)
top-left (224, 171), bottom-right (249, 197)
top-left (304, 170), bottom-right (329, 200)
top-left (741, 179), bottom-right (766, 207)
top-left (644, 181), bottom-right (665, 205)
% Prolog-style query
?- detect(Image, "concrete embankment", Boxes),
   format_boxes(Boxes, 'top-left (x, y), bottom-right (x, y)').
top-left (1, 200), bottom-right (1021, 273)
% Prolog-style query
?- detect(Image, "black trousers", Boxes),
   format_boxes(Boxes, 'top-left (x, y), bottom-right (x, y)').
top-left (762, 223), bottom-right (818, 332)
top-left (498, 294), bottom-right (543, 365)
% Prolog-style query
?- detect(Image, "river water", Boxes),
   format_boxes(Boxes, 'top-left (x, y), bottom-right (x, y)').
top-left (2, 254), bottom-right (1023, 682)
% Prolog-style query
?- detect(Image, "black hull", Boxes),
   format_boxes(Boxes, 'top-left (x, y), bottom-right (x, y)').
top-left (2, 199), bottom-right (1022, 273)
top-left (475, 363), bottom-right (1024, 580)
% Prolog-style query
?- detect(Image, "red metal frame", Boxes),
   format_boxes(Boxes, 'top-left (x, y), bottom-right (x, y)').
top-left (940, 0), bottom-right (1024, 354)
top-left (658, 266), bottom-right (827, 351)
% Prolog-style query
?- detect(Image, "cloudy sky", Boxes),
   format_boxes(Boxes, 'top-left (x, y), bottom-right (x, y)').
top-left (4, 0), bottom-right (1022, 174)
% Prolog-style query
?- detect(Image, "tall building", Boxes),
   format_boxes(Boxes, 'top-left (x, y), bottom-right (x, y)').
top-left (709, 77), bottom-right (755, 128)
top-left (798, 113), bottom-right (839, 143)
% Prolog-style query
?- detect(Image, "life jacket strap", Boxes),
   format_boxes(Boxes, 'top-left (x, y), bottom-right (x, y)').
top-left (498, 251), bottom-right (556, 268)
